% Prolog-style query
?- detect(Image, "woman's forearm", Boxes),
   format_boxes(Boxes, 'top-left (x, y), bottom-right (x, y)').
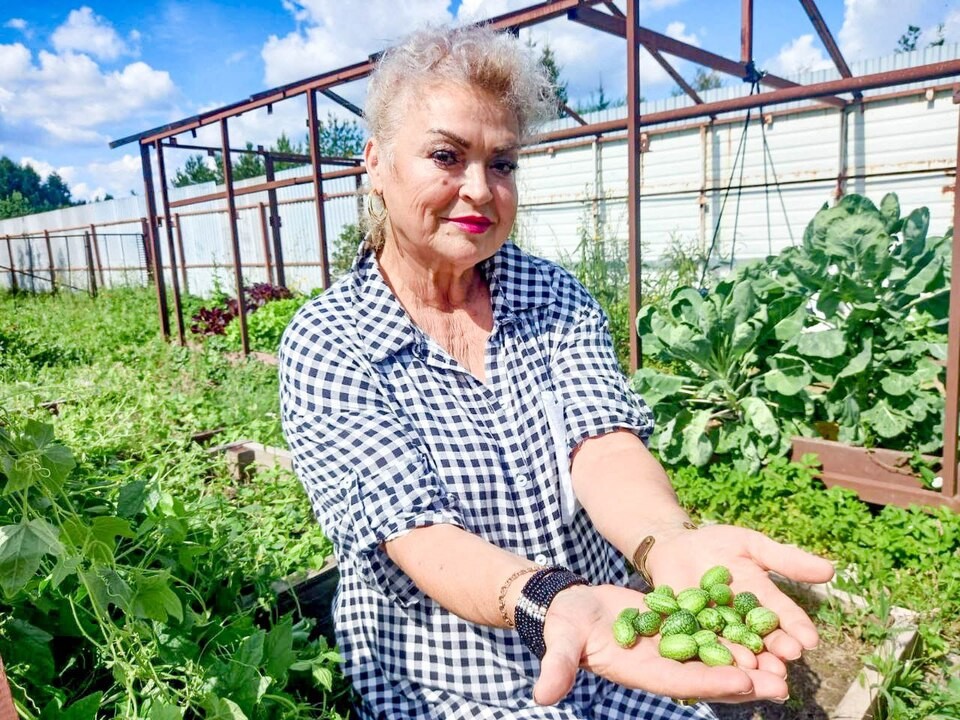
top-left (383, 524), bottom-right (539, 628)
top-left (570, 429), bottom-right (694, 562)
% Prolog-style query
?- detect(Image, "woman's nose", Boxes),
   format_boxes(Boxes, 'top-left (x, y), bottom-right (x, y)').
top-left (460, 163), bottom-right (493, 205)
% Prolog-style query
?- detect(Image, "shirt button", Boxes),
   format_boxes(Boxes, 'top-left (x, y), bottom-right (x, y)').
top-left (534, 554), bottom-right (549, 566)
top-left (517, 474), bottom-right (530, 487)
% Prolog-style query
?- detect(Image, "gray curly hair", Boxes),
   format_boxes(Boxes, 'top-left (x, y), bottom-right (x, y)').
top-left (361, 23), bottom-right (557, 251)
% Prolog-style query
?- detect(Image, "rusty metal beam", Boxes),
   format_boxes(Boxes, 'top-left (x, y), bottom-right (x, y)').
top-left (649, 47), bottom-right (705, 104)
top-left (941, 99), bottom-right (960, 503)
top-left (320, 88), bottom-right (363, 118)
top-left (626, 0), bottom-right (642, 371)
top-left (741, 0), bottom-right (753, 64)
top-left (112, 0), bottom-right (607, 150)
top-left (154, 139), bottom-right (186, 345)
top-left (562, 103), bottom-right (589, 125)
top-left (798, 0), bottom-right (853, 78)
top-left (220, 118), bottom-right (249, 356)
top-left (140, 143), bottom-right (170, 339)
top-left (307, 89), bottom-right (331, 289)
top-left (159, 140), bottom-right (359, 166)
top-left (533, 59), bottom-right (960, 144)
top-left (568, 6), bottom-right (846, 107)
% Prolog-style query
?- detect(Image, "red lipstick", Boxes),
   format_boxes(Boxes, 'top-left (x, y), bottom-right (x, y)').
top-left (447, 216), bottom-right (492, 234)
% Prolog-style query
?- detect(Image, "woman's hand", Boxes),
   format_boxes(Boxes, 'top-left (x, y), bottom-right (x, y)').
top-left (534, 583), bottom-right (793, 706)
top-left (644, 524), bottom-right (835, 662)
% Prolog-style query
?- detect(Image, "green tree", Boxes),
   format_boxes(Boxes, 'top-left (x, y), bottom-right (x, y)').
top-left (316, 113), bottom-right (365, 158)
top-left (272, 131), bottom-right (307, 172)
top-left (227, 142), bottom-right (266, 181)
top-left (172, 155), bottom-right (217, 187)
top-left (576, 78), bottom-right (629, 114)
top-left (671, 67), bottom-right (723, 97)
top-left (0, 156), bottom-right (77, 217)
top-left (896, 24), bottom-right (922, 52)
top-left (0, 190), bottom-right (32, 219)
top-left (330, 223), bottom-right (362, 280)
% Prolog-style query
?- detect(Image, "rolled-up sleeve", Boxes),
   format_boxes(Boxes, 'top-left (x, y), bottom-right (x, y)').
top-left (279, 308), bottom-right (464, 605)
top-left (550, 301), bottom-right (655, 452)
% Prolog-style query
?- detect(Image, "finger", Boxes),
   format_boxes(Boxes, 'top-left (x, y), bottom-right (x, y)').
top-left (755, 650), bottom-right (787, 679)
top-left (723, 640), bottom-right (758, 670)
top-left (709, 668), bottom-right (790, 704)
top-left (533, 634), bottom-right (581, 706)
top-left (747, 532), bottom-right (835, 585)
top-left (624, 659), bottom-right (754, 699)
top-left (764, 626), bottom-right (806, 659)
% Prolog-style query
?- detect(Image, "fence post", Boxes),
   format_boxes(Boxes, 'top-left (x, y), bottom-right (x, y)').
top-left (174, 213), bottom-right (189, 294)
top-left (44, 229), bottom-right (56, 292)
top-left (83, 231), bottom-right (98, 297)
top-left (90, 224), bottom-right (105, 288)
top-left (3, 235), bottom-right (15, 292)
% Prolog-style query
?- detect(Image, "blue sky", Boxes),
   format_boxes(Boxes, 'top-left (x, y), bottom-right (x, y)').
top-left (1, 0), bottom-right (957, 201)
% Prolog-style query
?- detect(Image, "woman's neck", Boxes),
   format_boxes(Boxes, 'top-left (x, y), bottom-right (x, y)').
top-left (377, 240), bottom-right (485, 312)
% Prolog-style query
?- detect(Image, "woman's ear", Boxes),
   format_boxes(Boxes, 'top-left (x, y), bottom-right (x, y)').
top-left (364, 138), bottom-right (382, 191)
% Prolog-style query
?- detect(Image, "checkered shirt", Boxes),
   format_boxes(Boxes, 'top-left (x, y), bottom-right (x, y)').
top-left (279, 242), bottom-right (718, 720)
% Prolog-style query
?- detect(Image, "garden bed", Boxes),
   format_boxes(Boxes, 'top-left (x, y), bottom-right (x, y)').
top-left (710, 575), bottom-right (918, 720)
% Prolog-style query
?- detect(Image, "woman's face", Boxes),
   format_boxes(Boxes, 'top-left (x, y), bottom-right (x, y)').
top-left (365, 81), bottom-right (521, 273)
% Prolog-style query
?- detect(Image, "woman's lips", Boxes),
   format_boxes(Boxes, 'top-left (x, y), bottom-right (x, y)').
top-left (446, 216), bottom-right (492, 234)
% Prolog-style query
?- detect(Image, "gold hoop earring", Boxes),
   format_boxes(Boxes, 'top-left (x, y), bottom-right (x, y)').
top-left (365, 191), bottom-right (387, 224)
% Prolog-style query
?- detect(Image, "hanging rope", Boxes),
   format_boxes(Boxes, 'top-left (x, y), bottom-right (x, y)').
top-left (699, 80), bottom-right (761, 288)
top-left (758, 104), bottom-right (796, 247)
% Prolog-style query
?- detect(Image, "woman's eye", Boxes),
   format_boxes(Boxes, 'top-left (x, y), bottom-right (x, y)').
top-left (431, 150), bottom-right (458, 166)
top-left (492, 160), bottom-right (519, 177)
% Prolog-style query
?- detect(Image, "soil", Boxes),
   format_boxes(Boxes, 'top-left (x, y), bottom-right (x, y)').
top-left (709, 582), bottom-right (872, 720)
top-left (709, 629), bottom-right (870, 720)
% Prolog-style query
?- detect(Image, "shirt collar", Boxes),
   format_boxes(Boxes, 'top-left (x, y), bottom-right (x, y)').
top-left (351, 242), bottom-right (556, 363)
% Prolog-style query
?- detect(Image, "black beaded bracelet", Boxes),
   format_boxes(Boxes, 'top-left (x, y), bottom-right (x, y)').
top-left (514, 566), bottom-right (589, 659)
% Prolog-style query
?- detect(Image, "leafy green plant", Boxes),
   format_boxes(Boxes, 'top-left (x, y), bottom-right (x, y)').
top-left (0, 410), bottom-right (342, 719)
top-left (225, 296), bottom-right (309, 354)
top-left (633, 193), bottom-right (952, 468)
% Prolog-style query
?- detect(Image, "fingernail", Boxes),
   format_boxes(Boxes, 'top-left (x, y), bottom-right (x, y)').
top-left (772, 696), bottom-right (790, 704)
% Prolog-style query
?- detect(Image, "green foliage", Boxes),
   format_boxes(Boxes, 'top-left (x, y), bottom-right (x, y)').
top-left (529, 40), bottom-right (567, 114)
top-left (0, 289), bottom-right (346, 718)
top-left (0, 156), bottom-right (76, 218)
top-left (225, 296), bottom-right (309, 354)
top-left (329, 224), bottom-right (362, 281)
top-left (634, 193), bottom-right (952, 469)
top-left (561, 218), bottom-right (631, 375)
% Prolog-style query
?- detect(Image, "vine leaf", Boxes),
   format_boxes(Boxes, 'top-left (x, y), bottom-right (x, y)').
top-left (0, 519), bottom-right (64, 596)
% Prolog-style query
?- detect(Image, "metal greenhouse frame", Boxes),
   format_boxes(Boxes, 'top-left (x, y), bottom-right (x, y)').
top-left (111, 0), bottom-right (960, 510)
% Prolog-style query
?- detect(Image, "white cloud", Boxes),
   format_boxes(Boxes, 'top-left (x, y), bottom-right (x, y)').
top-left (18, 153), bottom-right (144, 201)
top-left (836, 0), bottom-right (956, 61)
top-left (262, 0), bottom-right (450, 87)
top-left (4, 18), bottom-right (27, 30)
top-left (1, 45), bottom-right (176, 146)
top-left (764, 34), bottom-right (835, 77)
top-left (51, 7), bottom-right (131, 61)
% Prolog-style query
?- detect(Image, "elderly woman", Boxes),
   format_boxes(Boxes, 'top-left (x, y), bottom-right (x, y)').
top-left (279, 24), bottom-right (834, 719)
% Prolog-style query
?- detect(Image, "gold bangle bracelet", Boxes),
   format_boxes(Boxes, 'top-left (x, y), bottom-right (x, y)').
top-left (497, 566), bottom-right (539, 628)
top-left (631, 521), bottom-right (699, 589)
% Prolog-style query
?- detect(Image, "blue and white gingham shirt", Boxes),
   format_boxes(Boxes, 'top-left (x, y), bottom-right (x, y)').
top-left (279, 243), bottom-right (717, 720)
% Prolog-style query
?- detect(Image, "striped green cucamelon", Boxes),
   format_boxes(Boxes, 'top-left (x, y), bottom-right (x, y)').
top-left (660, 609), bottom-right (698, 637)
top-left (659, 634), bottom-right (699, 661)
top-left (745, 607), bottom-right (780, 637)
top-left (733, 591), bottom-right (761, 617)
top-left (699, 565), bottom-right (733, 590)
top-left (676, 588), bottom-right (709, 615)
top-left (698, 642), bottom-right (735, 666)
top-left (633, 610), bottom-right (662, 637)
top-left (613, 617), bottom-right (638, 648)
top-left (644, 592), bottom-right (680, 615)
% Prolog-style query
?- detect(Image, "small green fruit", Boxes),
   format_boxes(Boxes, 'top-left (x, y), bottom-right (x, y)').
top-left (716, 606), bottom-right (742, 626)
top-left (659, 634), bottom-right (699, 661)
top-left (633, 610), bottom-right (662, 637)
top-left (651, 584), bottom-right (675, 598)
top-left (692, 629), bottom-right (719, 647)
top-left (660, 609), bottom-right (699, 637)
top-left (617, 607), bottom-right (640, 624)
top-left (723, 623), bottom-right (764, 654)
top-left (696, 607), bottom-right (725, 633)
top-left (699, 642), bottom-right (735, 666)
top-left (676, 588), bottom-right (709, 615)
top-left (721, 622), bottom-right (750, 644)
top-left (733, 591), bottom-right (761, 617)
top-left (745, 607), bottom-right (780, 637)
top-left (699, 565), bottom-right (733, 590)
top-left (708, 583), bottom-right (733, 606)
top-left (644, 592), bottom-right (680, 615)
top-left (613, 618), bottom-right (638, 648)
